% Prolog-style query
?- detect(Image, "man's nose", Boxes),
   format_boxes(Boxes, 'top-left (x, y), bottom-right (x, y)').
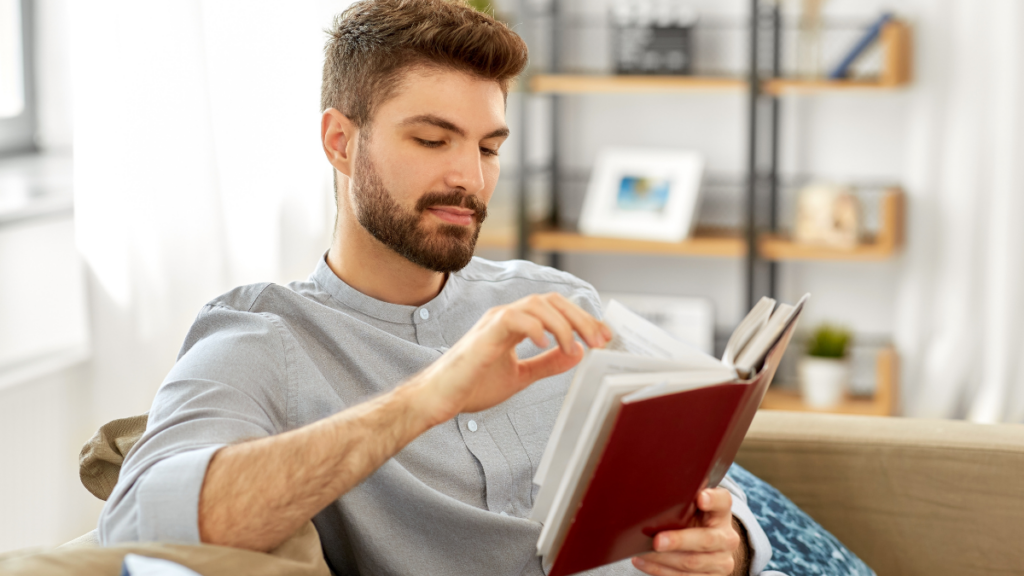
top-left (444, 145), bottom-right (486, 194)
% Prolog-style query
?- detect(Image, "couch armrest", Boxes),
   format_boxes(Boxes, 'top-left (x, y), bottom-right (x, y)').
top-left (736, 411), bottom-right (1024, 576)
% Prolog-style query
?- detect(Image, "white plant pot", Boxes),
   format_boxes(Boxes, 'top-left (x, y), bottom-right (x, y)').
top-left (799, 356), bottom-right (850, 409)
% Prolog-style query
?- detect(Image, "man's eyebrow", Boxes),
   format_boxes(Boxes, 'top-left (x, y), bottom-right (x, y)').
top-left (400, 114), bottom-right (509, 140)
top-left (484, 126), bottom-right (510, 139)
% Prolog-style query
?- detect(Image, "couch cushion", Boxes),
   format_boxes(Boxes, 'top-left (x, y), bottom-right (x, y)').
top-left (79, 414), bottom-right (148, 501)
top-left (737, 411), bottom-right (1024, 576)
top-left (0, 522), bottom-right (328, 576)
top-left (57, 531), bottom-right (99, 549)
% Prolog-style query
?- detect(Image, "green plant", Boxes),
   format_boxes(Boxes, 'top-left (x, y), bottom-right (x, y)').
top-left (806, 324), bottom-right (852, 358)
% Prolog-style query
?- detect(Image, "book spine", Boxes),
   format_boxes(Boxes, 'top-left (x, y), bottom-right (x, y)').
top-left (828, 12), bottom-right (893, 80)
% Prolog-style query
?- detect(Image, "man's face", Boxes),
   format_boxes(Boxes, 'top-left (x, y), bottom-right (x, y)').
top-left (349, 67), bottom-right (508, 273)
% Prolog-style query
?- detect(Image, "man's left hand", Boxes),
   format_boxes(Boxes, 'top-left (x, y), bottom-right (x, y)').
top-left (631, 488), bottom-right (747, 576)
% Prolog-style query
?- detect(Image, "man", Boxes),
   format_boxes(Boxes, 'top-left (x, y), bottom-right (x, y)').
top-left (99, 1), bottom-right (777, 575)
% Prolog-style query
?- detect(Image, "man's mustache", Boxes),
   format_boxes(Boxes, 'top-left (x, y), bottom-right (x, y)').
top-left (416, 191), bottom-right (488, 223)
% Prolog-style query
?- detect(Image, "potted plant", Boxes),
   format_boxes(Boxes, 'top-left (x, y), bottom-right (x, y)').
top-left (799, 324), bottom-right (852, 408)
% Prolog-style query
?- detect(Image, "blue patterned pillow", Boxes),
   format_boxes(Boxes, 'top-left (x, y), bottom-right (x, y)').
top-left (727, 464), bottom-right (875, 576)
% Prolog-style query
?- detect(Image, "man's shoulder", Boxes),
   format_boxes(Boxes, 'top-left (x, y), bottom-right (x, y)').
top-left (458, 257), bottom-right (594, 292)
top-left (204, 282), bottom-right (277, 314)
top-left (202, 280), bottom-right (323, 315)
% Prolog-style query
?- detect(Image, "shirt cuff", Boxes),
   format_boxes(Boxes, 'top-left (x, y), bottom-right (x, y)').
top-left (720, 475), bottom-right (774, 576)
top-left (136, 445), bottom-right (224, 543)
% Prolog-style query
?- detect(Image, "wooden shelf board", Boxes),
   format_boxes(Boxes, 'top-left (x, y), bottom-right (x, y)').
top-left (759, 188), bottom-right (904, 261)
top-left (760, 389), bottom-right (892, 416)
top-left (762, 78), bottom-right (908, 95)
top-left (530, 74), bottom-right (746, 94)
top-left (529, 229), bottom-right (746, 258)
top-left (759, 235), bottom-right (897, 261)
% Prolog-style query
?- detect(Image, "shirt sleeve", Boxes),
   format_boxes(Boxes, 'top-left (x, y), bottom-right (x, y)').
top-left (98, 303), bottom-right (291, 545)
top-left (720, 475), bottom-right (780, 576)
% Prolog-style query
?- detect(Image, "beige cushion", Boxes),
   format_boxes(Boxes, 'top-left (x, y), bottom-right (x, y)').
top-left (57, 531), bottom-right (99, 550)
top-left (78, 414), bottom-right (148, 502)
top-left (0, 522), bottom-right (330, 576)
top-left (736, 410), bottom-right (1024, 576)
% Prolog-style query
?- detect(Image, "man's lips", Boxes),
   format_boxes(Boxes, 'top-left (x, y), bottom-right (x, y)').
top-left (426, 206), bottom-right (477, 226)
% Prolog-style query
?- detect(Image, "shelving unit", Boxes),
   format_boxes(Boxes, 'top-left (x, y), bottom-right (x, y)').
top-left (759, 188), bottom-right (904, 261)
top-left (511, 2), bottom-right (912, 415)
top-left (530, 228), bottom-right (745, 258)
top-left (761, 346), bottom-right (899, 416)
top-left (530, 75), bottom-right (745, 94)
top-left (763, 20), bottom-right (912, 94)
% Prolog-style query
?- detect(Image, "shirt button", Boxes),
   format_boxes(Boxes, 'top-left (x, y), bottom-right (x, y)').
top-left (419, 308), bottom-right (430, 320)
top-left (467, 419), bottom-right (478, 432)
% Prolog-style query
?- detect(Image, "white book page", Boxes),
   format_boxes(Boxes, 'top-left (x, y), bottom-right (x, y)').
top-left (722, 297), bottom-right (775, 366)
top-left (603, 300), bottom-right (723, 369)
top-left (733, 294), bottom-right (809, 376)
top-left (620, 369), bottom-right (735, 403)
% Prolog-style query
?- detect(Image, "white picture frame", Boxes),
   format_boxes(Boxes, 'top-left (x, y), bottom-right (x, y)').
top-left (578, 147), bottom-right (705, 242)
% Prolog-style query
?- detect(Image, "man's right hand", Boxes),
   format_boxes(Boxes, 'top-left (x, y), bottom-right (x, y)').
top-left (411, 292), bottom-right (612, 426)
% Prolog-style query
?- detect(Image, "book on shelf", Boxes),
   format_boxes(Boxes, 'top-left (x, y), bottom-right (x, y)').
top-left (828, 12), bottom-right (893, 80)
top-left (532, 294), bottom-right (809, 576)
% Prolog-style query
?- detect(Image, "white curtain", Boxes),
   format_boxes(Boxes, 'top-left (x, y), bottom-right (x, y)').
top-left (70, 1), bottom-right (347, 422)
top-left (896, 0), bottom-right (1024, 422)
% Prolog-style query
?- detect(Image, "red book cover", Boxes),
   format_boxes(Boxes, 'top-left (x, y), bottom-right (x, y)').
top-left (545, 323), bottom-right (794, 576)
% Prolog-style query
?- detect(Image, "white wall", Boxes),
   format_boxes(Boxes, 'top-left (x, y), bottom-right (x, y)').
top-left (0, 364), bottom-right (102, 552)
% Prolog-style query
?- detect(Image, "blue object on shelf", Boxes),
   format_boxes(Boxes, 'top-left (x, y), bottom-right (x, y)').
top-left (827, 12), bottom-right (894, 80)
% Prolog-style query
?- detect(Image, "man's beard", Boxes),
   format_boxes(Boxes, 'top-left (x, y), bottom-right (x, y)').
top-left (351, 149), bottom-right (487, 273)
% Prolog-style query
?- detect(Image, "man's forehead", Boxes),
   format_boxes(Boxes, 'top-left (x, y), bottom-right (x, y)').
top-left (378, 67), bottom-right (507, 133)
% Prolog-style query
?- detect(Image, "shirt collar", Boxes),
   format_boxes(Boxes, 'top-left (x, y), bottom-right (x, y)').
top-left (310, 253), bottom-right (456, 325)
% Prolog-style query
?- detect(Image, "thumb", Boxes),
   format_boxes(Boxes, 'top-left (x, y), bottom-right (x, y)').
top-left (519, 342), bottom-right (584, 383)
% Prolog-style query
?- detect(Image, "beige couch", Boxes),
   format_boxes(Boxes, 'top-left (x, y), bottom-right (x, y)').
top-left (736, 411), bottom-right (1024, 576)
top-left (2, 411), bottom-right (1022, 576)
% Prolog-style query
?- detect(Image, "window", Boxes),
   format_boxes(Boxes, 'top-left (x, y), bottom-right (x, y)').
top-left (0, 0), bottom-right (35, 155)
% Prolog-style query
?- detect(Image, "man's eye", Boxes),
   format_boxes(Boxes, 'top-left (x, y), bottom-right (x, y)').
top-left (414, 138), bottom-right (444, 148)
top-left (481, 147), bottom-right (499, 157)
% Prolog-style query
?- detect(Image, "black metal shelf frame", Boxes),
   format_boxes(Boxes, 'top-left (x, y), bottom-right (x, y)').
top-left (515, 0), bottom-right (787, 312)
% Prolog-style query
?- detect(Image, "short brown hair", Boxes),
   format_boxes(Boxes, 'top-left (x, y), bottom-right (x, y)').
top-left (321, 0), bottom-right (529, 126)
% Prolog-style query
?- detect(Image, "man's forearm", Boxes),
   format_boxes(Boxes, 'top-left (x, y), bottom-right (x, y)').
top-left (198, 377), bottom-right (438, 551)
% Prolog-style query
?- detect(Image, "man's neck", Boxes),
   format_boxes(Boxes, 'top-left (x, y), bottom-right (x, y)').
top-left (327, 205), bottom-right (446, 308)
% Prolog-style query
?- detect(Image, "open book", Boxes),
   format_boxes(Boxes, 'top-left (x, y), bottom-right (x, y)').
top-left (531, 294), bottom-right (809, 576)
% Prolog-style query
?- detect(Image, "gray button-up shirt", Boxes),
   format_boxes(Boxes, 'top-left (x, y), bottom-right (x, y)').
top-left (99, 256), bottom-right (773, 575)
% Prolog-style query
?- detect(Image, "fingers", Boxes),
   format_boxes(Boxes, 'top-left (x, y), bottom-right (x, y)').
top-left (633, 551), bottom-right (735, 576)
top-left (522, 296), bottom-right (580, 354)
top-left (494, 307), bottom-right (550, 350)
top-left (511, 293), bottom-right (610, 352)
top-left (519, 342), bottom-right (585, 381)
top-left (546, 293), bottom-right (613, 348)
top-left (695, 488), bottom-right (733, 528)
top-left (653, 525), bottom-right (740, 555)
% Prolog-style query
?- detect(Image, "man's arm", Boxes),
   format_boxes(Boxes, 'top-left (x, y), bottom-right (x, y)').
top-left (198, 293), bottom-right (611, 552)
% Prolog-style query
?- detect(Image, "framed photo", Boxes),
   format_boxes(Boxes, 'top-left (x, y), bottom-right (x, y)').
top-left (579, 147), bottom-right (705, 242)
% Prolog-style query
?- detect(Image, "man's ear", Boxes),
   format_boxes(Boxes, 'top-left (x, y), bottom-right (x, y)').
top-left (322, 108), bottom-right (359, 177)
